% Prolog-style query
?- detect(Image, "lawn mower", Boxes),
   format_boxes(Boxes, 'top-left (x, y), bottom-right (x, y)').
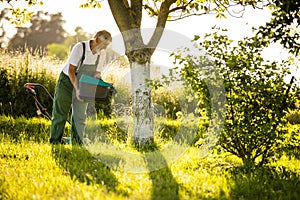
top-left (24, 82), bottom-right (55, 122)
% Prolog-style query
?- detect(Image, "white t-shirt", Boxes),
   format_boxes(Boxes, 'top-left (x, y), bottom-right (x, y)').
top-left (62, 40), bottom-right (106, 76)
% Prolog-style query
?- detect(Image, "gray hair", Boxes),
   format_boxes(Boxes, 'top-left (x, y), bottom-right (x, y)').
top-left (94, 30), bottom-right (112, 42)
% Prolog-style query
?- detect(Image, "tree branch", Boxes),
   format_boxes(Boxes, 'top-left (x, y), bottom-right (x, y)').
top-left (167, 11), bottom-right (211, 21)
top-left (107, 0), bottom-right (131, 32)
top-left (147, 0), bottom-right (176, 53)
top-left (168, 0), bottom-right (194, 14)
top-left (131, 0), bottom-right (143, 28)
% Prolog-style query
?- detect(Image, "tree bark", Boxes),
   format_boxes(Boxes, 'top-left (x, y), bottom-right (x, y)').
top-left (130, 61), bottom-right (154, 145)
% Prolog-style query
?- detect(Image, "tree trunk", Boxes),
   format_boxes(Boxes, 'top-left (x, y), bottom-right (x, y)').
top-left (107, 1), bottom-right (173, 146)
top-left (130, 61), bottom-right (154, 145)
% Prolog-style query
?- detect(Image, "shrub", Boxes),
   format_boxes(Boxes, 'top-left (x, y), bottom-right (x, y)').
top-left (152, 88), bottom-right (181, 120)
top-left (175, 86), bottom-right (200, 116)
top-left (172, 29), bottom-right (300, 166)
top-left (46, 43), bottom-right (69, 60)
top-left (280, 124), bottom-right (300, 159)
top-left (0, 50), bottom-right (58, 118)
top-left (286, 110), bottom-right (300, 124)
top-left (157, 119), bottom-right (180, 140)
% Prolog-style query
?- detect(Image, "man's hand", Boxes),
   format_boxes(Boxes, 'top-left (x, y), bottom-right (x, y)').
top-left (75, 88), bottom-right (84, 102)
top-left (94, 71), bottom-right (102, 80)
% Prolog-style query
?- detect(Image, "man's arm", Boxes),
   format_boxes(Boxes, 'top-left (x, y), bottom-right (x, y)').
top-left (68, 64), bottom-right (83, 101)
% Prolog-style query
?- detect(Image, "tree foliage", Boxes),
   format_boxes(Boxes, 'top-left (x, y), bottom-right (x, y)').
top-left (172, 28), bottom-right (300, 165)
top-left (1, 1), bottom-right (299, 57)
top-left (46, 43), bottom-right (68, 60)
top-left (0, 9), bottom-right (10, 48)
top-left (256, 0), bottom-right (300, 55)
top-left (46, 26), bottom-right (91, 60)
top-left (62, 26), bottom-right (91, 49)
top-left (8, 11), bottom-right (66, 55)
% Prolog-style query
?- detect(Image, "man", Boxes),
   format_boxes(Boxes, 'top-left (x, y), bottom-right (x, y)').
top-left (50, 30), bottom-right (112, 145)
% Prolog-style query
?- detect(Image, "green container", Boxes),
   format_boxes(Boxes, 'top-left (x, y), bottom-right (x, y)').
top-left (79, 74), bottom-right (116, 103)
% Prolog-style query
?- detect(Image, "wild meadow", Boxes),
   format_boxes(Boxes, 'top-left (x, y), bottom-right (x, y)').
top-left (1, 50), bottom-right (300, 200)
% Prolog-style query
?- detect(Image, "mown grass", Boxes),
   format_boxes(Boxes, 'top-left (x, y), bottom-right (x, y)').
top-left (1, 135), bottom-right (300, 200)
top-left (1, 115), bottom-right (300, 199)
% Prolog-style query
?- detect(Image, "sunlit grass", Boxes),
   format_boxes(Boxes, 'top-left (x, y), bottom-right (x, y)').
top-left (0, 139), bottom-right (232, 200)
top-left (1, 136), bottom-right (300, 200)
top-left (0, 49), bottom-right (63, 75)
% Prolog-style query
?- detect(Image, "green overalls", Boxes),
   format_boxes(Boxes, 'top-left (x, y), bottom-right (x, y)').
top-left (50, 54), bottom-right (100, 145)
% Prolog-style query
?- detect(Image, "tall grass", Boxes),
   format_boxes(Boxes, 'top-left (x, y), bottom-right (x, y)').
top-left (0, 49), bottom-right (201, 120)
top-left (0, 49), bottom-right (60, 117)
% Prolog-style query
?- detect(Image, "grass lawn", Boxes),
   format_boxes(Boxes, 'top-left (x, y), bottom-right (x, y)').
top-left (1, 138), bottom-right (300, 200)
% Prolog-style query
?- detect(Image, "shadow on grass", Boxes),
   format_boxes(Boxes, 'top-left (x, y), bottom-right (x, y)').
top-left (51, 144), bottom-right (127, 196)
top-left (228, 165), bottom-right (300, 200)
top-left (136, 143), bottom-right (180, 200)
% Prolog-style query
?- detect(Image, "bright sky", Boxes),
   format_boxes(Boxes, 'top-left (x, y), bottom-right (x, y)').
top-left (4, 0), bottom-right (273, 42)
top-left (38, 0), bottom-right (272, 40)
top-left (2, 0), bottom-right (299, 80)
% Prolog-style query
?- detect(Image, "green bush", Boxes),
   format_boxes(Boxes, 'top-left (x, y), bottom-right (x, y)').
top-left (175, 86), bottom-right (200, 116)
top-left (153, 88), bottom-right (181, 120)
top-left (173, 30), bottom-right (300, 166)
top-left (157, 119), bottom-right (180, 140)
top-left (47, 43), bottom-right (69, 60)
top-left (0, 51), bottom-right (57, 118)
top-left (280, 124), bottom-right (300, 159)
top-left (194, 115), bottom-right (210, 147)
top-left (286, 110), bottom-right (300, 124)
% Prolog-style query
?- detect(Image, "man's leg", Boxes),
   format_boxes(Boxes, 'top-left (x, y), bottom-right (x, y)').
top-left (71, 97), bottom-right (88, 145)
top-left (50, 73), bottom-right (73, 144)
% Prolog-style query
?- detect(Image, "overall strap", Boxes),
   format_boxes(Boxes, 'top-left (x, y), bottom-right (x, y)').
top-left (76, 42), bottom-right (85, 75)
top-left (80, 42), bottom-right (85, 67)
top-left (95, 55), bottom-right (100, 66)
